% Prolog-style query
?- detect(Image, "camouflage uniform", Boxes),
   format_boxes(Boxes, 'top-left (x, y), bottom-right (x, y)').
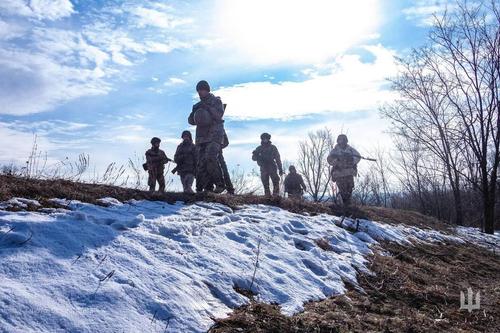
top-left (252, 142), bottom-right (283, 196)
top-left (174, 135), bottom-right (197, 194)
top-left (188, 93), bottom-right (225, 192)
top-left (284, 169), bottom-right (306, 200)
top-left (201, 133), bottom-right (235, 194)
top-left (146, 148), bottom-right (169, 192)
top-left (327, 144), bottom-right (361, 205)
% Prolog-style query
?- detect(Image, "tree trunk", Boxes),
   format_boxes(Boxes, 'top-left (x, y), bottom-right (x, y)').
top-left (484, 197), bottom-right (495, 234)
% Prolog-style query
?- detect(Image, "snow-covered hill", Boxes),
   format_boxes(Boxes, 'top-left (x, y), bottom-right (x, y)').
top-left (0, 198), bottom-right (497, 332)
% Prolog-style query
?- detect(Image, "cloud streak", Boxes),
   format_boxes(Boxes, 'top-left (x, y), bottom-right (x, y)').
top-left (0, 0), bottom-right (74, 21)
top-left (215, 45), bottom-right (397, 120)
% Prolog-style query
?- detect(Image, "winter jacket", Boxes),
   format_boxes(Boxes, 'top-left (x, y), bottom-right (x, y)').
top-left (188, 93), bottom-right (225, 145)
top-left (252, 142), bottom-right (283, 173)
top-left (146, 148), bottom-right (169, 171)
top-left (174, 140), bottom-right (197, 176)
top-left (284, 172), bottom-right (306, 194)
top-left (327, 144), bottom-right (361, 180)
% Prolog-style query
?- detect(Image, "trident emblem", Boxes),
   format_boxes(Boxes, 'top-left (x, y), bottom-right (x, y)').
top-left (460, 287), bottom-right (480, 312)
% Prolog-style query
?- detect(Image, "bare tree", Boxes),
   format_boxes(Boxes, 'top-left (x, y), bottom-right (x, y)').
top-left (230, 166), bottom-right (260, 195)
top-left (429, 1), bottom-right (500, 233)
top-left (382, 1), bottom-right (500, 233)
top-left (297, 128), bottom-right (334, 202)
top-left (381, 46), bottom-right (466, 223)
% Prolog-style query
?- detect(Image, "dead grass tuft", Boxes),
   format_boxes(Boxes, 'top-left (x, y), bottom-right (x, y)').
top-left (210, 242), bottom-right (500, 333)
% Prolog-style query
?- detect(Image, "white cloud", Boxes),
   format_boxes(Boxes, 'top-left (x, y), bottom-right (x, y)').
top-left (0, 122), bottom-right (57, 164)
top-left (213, 0), bottom-right (381, 65)
top-left (0, 1), bottom-right (197, 116)
top-left (131, 6), bottom-right (192, 29)
top-left (214, 45), bottom-right (397, 120)
top-left (4, 120), bottom-right (91, 135)
top-left (0, 0), bottom-right (74, 21)
top-left (402, 0), bottom-right (456, 26)
top-left (164, 77), bottom-right (187, 86)
top-left (0, 19), bottom-right (27, 40)
top-left (0, 48), bottom-right (112, 116)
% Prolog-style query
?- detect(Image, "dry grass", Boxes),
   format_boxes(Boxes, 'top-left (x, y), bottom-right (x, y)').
top-left (209, 242), bottom-right (500, 333)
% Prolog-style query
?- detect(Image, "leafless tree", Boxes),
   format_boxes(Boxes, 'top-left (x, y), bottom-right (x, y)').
top-left (382, 1), bottom-right (499, 233)
top-left (230, 166), bottom-right (260, 195)
top-left (297, 128), bottom-right (334, 202)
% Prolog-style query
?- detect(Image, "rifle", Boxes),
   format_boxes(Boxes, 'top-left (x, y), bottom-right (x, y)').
top-left (357, 155), bottom-right (377, 162)
top-left (329, 152), bottom-right (377, 162)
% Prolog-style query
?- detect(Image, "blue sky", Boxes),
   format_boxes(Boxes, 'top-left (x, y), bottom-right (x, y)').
top-left (0, 0), bottom-right (446, 181)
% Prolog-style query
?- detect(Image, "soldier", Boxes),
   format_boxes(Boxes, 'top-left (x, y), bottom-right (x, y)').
top-left (173, 130), bottom-right (197, 194)
top-left (327, 134), bottom-right (361, 205)
top-left (145, 137), bottom-right (171, 193)
top-left (284, 165), bottom-right (307, 200)
top-left (252, 133), bottom-right (284, 196)
top-left (188, 80), bottom-right (226, 193)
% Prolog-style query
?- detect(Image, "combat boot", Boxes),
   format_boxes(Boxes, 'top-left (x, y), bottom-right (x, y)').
top-left (213, 184), bottom-right (225, 194)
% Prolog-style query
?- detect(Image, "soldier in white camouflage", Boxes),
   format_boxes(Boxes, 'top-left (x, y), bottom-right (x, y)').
top-left (327, 134), bottom-right (361, 205)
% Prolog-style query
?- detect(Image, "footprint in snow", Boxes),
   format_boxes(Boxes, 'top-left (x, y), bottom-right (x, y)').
top-left (293, 238), bottom-right (315, 251)
top-left (158, 227), bottom-right (190, 243)
top-left (265, 253), bottom-right (280, 260)
top-left (302, 259), bottom-right (328, 276)
top-left (225, 231), bottom-right (247, 244)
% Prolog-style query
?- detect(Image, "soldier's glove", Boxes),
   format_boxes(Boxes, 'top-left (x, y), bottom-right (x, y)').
top-left (279, 171), bottom-right (285, 176)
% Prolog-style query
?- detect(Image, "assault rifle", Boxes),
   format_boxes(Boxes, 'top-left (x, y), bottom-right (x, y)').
top-left (329, 152), bottom-right (377, 162)
top-left (356, 155), bottom-right (377, 162)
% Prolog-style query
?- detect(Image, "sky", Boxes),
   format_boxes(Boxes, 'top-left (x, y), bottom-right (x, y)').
top-left (0, 0), bottom-right (446, 185)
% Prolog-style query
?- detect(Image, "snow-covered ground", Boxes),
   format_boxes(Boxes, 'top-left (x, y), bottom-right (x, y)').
top-left (0, 198), bottom-right (497, 332)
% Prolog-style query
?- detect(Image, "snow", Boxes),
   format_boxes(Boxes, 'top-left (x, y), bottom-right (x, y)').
top-left (455, 226), bottom-right (500, 253)
top-left (0, 197), bottom-right (41, 209)
top-left (0, 198), bottom-right (491, 332)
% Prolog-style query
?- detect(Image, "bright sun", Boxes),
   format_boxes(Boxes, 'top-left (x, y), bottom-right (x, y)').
top-left (214, 0), bottom-right (381, 65)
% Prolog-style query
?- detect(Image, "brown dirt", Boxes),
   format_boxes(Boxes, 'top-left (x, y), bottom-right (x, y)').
top-left (209, 242), bottom-right (500, 333)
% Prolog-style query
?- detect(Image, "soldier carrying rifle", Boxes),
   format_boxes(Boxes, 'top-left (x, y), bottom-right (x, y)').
top-left (327, 134), bottom-right (361, 206)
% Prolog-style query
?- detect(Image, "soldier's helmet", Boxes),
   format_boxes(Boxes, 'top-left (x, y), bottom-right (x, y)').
top-left (260, 132), bottom-right (271, 140)
top-left (181, 130), bottom-right (192, 140)
top-left (196, 80), bottom-right (210, 92)
top-left (150, 137), bottom-right (161, 144)
top-left (337, 134), bottom-right (348, 143)
top-left (289, 165), bottom-right (296, 173)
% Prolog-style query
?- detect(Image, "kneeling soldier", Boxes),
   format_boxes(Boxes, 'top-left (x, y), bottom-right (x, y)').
top-left (284, 165), bottom-right (307, 200)
top-left (145, 137), bottom-right (170, 193)
top-left (252, 133), bottom-right (284, 196)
